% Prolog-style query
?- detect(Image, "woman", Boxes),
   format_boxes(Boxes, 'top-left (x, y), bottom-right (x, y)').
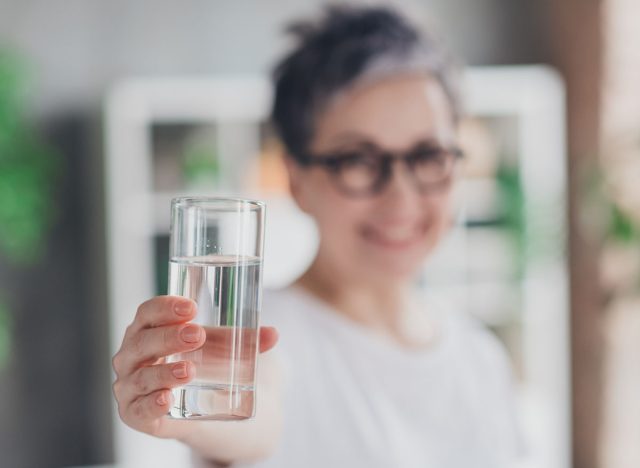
top-left (112, 5), bottom-right (521, 467)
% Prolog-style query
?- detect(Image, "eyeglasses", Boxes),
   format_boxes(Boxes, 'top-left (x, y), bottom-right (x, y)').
top-left (299, 141), bottom-right (463, 197)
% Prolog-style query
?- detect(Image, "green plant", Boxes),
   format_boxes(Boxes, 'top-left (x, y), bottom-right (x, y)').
top-left (495, 161), bottom-right (526, 277)
top-left (0, 50), bottom-right (59, 265)
top-left (182, 133), bottom-right (220, 189)
top-left (0, 49), bottom-right (60, 369)
top-left (583, 161), bottom-right (640, 294)
top-left (606, 201), bottom-right (640, 246)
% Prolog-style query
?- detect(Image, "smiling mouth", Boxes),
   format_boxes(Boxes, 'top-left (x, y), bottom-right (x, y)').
top-left (361, 223), bottom-right (427, 250)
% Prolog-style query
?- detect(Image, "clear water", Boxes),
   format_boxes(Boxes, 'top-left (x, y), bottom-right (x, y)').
top-left (166, 255), bottom-right (261, 420)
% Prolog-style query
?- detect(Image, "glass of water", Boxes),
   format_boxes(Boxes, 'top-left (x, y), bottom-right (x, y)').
top-left (166, 197), bottom-right (265, 420)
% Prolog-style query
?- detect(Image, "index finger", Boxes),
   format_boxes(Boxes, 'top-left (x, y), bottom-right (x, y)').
top-left (130, 296), bottom-right (196, 332)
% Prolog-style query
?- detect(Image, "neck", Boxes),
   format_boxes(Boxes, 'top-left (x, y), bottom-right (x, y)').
top-left (295, 251), bottom-right (433, 347)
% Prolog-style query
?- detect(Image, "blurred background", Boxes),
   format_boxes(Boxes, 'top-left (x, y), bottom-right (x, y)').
top-left (0, 1), bottom-right (638, 467)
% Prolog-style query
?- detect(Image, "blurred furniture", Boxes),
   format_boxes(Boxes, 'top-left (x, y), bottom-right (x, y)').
top-left (104, 67), bottom-right (569, 468)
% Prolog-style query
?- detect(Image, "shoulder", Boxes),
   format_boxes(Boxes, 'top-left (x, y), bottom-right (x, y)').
top-left (438, 305), bottom-right (514, 385)
top-left (455, 314), bottom-right (509, 362)
top-left (442, 309), bottom-right (523, 460)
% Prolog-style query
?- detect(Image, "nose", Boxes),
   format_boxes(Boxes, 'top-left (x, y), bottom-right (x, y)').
top-left (377, 159), bottom-right (422, 212)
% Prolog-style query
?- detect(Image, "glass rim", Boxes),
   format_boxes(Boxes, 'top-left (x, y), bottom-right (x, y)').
top-left (171, 196), bottom-right (265, 211)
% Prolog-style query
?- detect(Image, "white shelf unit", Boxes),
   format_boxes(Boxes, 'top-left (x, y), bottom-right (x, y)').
top-left (105, 67), bottom-right (569, 468)
top-left (425, 67), bottom-right (570, 468)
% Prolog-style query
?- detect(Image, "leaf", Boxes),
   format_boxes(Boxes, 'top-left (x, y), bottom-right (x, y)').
top-left (609, 204), bottom-right (640, 245)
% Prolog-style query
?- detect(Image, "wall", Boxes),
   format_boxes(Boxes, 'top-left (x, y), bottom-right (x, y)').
top-left (0, 0), bottom-right (549, 114)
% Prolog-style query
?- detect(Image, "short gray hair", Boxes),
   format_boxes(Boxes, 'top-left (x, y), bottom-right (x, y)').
top-left (271, 4), bottom-right (462, 163)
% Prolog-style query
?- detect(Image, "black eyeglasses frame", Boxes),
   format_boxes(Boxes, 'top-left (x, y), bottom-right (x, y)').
top-left (297, 144), bottom-right (464, 197)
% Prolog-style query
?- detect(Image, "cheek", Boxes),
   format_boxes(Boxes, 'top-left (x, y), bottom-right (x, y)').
top-left (317, 199), bottom-right (369, 242)
top-left (427, 193), bottom-right (454, 232)
top-left (301, 174), bottom-right (367, 237)
top-left (421, 193), bottom-right (455, 251)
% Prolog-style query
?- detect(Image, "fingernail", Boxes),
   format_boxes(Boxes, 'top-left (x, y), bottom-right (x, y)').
top-left (181, 325), bottom-right (201, 343)
top-left (156, 392), bottom-right (167, 406)
top-left (175, 301), bottom-right (193, 317)
top-left (172, 363), bottom-right (188, 379)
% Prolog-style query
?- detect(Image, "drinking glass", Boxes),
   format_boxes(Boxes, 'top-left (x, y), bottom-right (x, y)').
top-left (166, 197), bottom-right (265, 420)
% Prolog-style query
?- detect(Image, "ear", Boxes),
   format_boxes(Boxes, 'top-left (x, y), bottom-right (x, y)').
top-left (284, 156), bottom-right (312, 214)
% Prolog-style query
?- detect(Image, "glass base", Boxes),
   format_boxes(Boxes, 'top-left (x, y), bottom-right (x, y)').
top-left (168, 383), bottom-right (255, 420)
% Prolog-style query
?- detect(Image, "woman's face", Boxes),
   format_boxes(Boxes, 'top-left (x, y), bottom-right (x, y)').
top-left (288, 75), bottom-right (459, 284)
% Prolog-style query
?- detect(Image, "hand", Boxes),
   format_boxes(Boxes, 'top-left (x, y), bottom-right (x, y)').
top-left (112, 295), bottom-right (278, 439)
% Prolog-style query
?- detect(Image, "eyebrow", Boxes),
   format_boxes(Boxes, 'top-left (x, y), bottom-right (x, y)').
top-left (325, 133), bottom-right (446, 152)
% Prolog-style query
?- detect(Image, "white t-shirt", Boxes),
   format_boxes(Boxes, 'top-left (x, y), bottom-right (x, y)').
top-left (202, 285), bottom-right (522, 468)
